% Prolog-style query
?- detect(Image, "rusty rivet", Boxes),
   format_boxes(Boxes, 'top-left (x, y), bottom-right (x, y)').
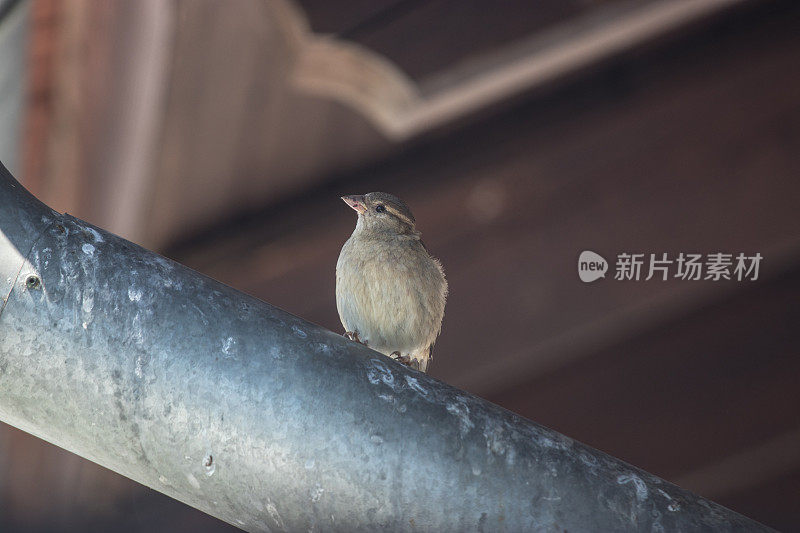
top-left (25, 275), bottom-right (41, 290)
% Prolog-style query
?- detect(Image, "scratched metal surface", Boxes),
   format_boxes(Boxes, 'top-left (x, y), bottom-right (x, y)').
top-left (0, 162), bottom-right (773, 532)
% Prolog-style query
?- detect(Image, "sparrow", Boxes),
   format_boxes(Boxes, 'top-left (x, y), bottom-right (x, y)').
top-left (336, 192), bottom-right (447, 372)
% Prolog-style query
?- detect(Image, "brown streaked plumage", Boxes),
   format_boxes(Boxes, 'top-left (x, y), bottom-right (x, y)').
top-left (336, 192), bottom-right (447, 372)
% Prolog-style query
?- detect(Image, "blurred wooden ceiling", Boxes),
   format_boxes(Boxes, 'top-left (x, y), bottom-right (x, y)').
top-left (22, 0), bottom-right (743, 250)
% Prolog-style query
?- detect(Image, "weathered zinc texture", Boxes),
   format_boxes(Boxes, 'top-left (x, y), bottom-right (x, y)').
top-left (0, 162), bottom-right (773, 532)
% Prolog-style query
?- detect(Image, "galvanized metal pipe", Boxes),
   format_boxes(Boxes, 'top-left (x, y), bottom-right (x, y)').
top-left (0, 162), bottom-right (771, 531)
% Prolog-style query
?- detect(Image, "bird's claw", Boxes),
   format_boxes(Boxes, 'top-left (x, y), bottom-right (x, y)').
top-left (344, 331), bottom-right (365, 345)
top-left (390, 351), bottom-right (412, 365)
top-left (390, 351), bottom-right (424, 371)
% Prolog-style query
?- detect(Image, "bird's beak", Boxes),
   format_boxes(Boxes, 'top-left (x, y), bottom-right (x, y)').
top-left (341, 195), bottom-right (367, 214)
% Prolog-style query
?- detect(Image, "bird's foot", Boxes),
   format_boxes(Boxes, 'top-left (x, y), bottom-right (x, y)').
top-left (344, 331), bottom-right (365, 345)
top-left (389, 351), bottom-right (412, 365)
top-left (390, 352), bottom-right (425, 372)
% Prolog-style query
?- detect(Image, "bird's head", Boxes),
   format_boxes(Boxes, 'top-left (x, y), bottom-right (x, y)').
top-left (341, 192), bottom-right (416, 235)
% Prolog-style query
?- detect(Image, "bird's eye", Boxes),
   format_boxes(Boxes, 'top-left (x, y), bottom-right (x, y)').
top-left (375, 204), bottom-right (386, 213)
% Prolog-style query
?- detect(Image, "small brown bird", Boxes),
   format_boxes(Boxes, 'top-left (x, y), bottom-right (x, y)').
top-left (336, 192), bottom-right (447, 372)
